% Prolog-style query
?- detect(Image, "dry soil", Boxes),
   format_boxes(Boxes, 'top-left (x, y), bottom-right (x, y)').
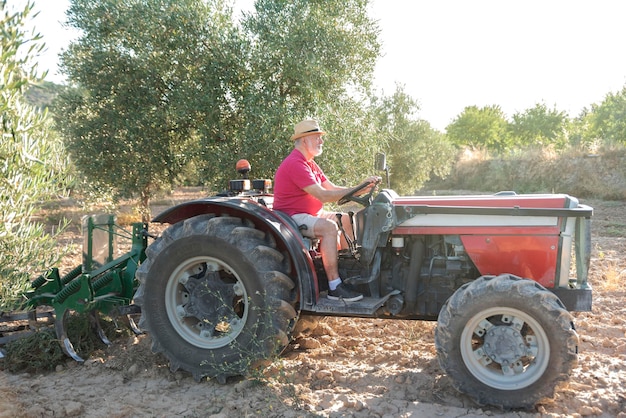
top-left (0, 192), bottom-right (624, 418)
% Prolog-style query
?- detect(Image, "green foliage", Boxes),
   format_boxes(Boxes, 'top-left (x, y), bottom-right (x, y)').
top-left (509, 102), bottom-right (569, 149)
top-left (564, 86), bottom-right (626, 152)
top-left (202, 0), bottom-right (382, 189)
top-left (0, 1), bottom-right (71, 310)
top-left (446, 105), bottom-right (511, 152)
top-left (37, 0), bottom-right (626, 206)
top-left (444, 87), bottom-right (626, 154)
top-left (57, 0), bottom-right (382, 202)
top-left (243, 0), bottom-right (379, 101)
top-left (312, 98), bottom-right (382, 187)
top-left (587, 86), bottom-right (626, 145)
top-left (370, 85), bottom-right (455, 194)
top-left (56, 0), bottom-right (244, 219)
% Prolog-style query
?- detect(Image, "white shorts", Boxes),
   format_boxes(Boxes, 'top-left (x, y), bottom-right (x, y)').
top-left (291, 211), bottom-right (342, 238)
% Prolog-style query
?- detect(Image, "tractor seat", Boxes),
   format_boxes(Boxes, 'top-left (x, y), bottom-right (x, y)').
top-left (272, 210), bottom-right (320, 250)
top-left (297, 224), bottom-right (320, 250)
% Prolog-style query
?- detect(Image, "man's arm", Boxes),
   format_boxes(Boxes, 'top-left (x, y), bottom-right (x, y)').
top-left (303, 177), bottom-right (380, 204)
top-left (302, 182), bottom-right (349, 203)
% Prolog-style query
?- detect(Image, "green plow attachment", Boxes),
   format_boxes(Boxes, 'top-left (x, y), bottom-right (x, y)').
top-left (0, 214), bottom-right (148, 361)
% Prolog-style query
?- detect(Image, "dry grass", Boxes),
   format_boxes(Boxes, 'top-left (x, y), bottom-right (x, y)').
top-left (594, 247), bottom-right (626, 292)
top-left (600, 265), bottom-right (626, 291)
top-left (431, 144), bottom-right (626, 200)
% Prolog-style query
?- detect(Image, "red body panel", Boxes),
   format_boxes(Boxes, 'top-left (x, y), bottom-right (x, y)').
top-left (391, 194), bottom-right (571, 285)
top-left (460, 235), bottom-right (558, 287)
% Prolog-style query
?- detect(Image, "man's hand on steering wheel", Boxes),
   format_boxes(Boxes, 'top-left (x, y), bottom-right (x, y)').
top-left (337, 176), bottom-right (382, 206)
top-left (359, 176), bottom-right (382, 194)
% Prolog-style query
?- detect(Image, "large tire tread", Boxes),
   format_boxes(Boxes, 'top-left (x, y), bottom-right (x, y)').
top-left (135, 214), bottom-right (298, 382)
top-left (435, 274), bottom-right (578, 409)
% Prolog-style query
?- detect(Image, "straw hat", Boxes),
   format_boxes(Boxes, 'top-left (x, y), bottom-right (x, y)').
top-left (290, 119), bottom-right (326, 140)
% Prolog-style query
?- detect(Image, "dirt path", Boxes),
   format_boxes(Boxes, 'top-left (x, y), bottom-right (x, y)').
top-left (1, 194), bottom-right (625, 418)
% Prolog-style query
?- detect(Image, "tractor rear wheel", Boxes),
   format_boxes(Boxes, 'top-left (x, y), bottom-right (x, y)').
top-left (134, 214), bottom-right (298, 382)
top-left (435, 274), bottom-right (578, 409)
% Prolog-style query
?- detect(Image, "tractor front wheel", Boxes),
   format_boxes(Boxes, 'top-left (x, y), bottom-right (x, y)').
top-left (435, 274), bottom-right (578, 409)
top-left (134, 214), bottom-right (297, 382)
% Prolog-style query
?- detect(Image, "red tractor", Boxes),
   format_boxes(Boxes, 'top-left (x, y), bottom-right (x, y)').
top-left (134, 155), bottom-right (592, 409)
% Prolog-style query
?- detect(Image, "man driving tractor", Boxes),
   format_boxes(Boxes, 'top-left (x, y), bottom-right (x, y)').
top-left (273, 119), bottom-right (380, 302)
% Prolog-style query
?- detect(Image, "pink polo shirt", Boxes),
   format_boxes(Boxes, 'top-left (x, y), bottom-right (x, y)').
top-left (273, 149), bottom-right (327, 216)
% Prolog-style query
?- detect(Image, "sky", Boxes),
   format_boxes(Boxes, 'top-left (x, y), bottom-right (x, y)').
top-left (10, 0), bottom-right (626, 131)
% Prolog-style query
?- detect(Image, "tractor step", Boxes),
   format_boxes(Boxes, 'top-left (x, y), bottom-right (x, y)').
top-left (312, 290), bottom-right (400, 315)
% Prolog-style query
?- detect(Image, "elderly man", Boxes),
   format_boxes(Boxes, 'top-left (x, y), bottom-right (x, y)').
top-left (273, 119), bottom-right (379, 302)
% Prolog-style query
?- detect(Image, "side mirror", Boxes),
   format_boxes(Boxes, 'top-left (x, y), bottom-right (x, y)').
top-left (375, 153), bottom-right (390, 189)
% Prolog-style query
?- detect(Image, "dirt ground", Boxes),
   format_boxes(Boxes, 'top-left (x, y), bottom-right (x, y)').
top-left (0, 191), bottom-right (625, 418)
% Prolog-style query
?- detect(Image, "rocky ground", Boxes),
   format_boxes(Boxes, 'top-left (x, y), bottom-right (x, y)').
top-left (0, 192), bottom-right (624, 418)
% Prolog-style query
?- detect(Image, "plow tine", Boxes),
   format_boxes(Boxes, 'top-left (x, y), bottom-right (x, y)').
top-left (90, 310), bottom-right (111, 346)
top-left (55, 310), bottom-right (84, 363)
top-left (110, 305), bottom-right (143, 335)
top-left (120, 314), bottom-right (143, 335)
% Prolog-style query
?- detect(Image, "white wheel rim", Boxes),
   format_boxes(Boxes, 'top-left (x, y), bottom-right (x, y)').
top-left (460, 306), bottom-right (550, 390)
top-left (164, 256), bottom-right (249, 349)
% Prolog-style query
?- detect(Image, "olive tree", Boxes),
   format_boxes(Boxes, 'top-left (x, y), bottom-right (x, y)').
top-left (371, 85), bottom-right (455, 194)
top-left (56, 0), bottom-right (245, 219)
top-left (509, 103), bottom-right (569, 149)
top-left (0, 1), bottom-right (71, 309)
top-left (446, 105), bottom-right (511, 152)
top-left (58, 0), bottom-right (383, 212)
top-left (199, 0), bottom-right (382, 189)
top-left (587, 85), bottom-right (626, 145)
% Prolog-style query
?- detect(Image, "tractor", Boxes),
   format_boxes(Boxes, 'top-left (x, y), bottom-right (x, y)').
top-left (1, 154), bottom-right (592, 410)
top-left (134, 154), bottom-right (592, 409)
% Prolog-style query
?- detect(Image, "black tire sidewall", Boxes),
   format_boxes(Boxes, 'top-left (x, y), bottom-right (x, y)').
top-left (437, 277), bottom-right (575, 408)
top-left (142, 234), bottom-right (271, 370)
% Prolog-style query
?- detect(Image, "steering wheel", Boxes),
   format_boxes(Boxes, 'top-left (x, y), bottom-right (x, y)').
top-left (338, 180), bottom-right (379, 206)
